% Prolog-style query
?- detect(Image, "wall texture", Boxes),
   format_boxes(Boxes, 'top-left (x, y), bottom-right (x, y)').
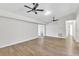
top-left (46, 12), bottom-right (77, 38)
top-left (0, 17), bottom-right (38, 48)
top-left (46, 20), bottom-right (65, 38)
top-left (76, 14), bottom-right (79, 42)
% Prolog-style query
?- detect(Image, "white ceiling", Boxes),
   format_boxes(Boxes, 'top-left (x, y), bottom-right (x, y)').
top-left (0, 3), bottom-right (79, 22)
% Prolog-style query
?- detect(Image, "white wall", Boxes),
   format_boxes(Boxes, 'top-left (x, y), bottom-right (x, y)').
top-left (46, 21), bottom-right (65, 37)
top-left (46, 20), bottom-right (65, 38)
top-left (0, 17), bottom-right (38, 48)
top-left (46, 12), bottom-right (77, 38)
top-left (76, 14), bottom-right (79, 42)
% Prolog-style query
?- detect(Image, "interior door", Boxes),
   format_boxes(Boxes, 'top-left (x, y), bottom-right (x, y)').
top-left (66, 20), bottom-right (76, 39)
top-left (38, 24), bottom-right (46, 37)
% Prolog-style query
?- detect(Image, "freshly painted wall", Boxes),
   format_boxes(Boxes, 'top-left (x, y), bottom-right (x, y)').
top-left (0, 17), bottom-right (38, 48)
top-left (76, 14), bottom-right (79, 42)
top-left (46, 20), bottom-right (65, 38)
top-left (46, 12), bottom-right (77, 38)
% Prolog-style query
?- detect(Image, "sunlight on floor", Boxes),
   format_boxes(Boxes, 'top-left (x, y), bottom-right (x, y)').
top-left (65, 36), bottom-right (75, 55)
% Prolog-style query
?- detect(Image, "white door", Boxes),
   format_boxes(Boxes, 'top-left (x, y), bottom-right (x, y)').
top-left (38, 24), bottom-right (46, 37)
top-left (66, 20), bottom-right (76, 39)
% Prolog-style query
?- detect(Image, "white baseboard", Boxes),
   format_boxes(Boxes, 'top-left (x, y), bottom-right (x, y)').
top-left (46, 35), bottom-right (65, 39)
top-left (0, 36), bottom-right (38, 48)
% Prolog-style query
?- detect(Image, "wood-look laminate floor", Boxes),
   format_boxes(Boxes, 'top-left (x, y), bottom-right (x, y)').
top-left (0, 36), bottom-right (79, 56)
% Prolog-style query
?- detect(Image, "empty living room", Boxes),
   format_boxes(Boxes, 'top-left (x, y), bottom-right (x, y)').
top-left (0, 1), bottom-right (79, 57)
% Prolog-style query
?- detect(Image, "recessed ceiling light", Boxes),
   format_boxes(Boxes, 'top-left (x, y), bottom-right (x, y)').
top-left (44, 11), bottom-right (51, 16)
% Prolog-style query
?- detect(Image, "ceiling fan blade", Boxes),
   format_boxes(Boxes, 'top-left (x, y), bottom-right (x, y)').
top-left (36, 9), bottom-right (44, 11)
top-left (33, 3), bottom-right (39, 10)
top-left (27, 10), bottom-right (32, 13)
top-left (52, 17), bottom-right (59, 22)
top-left (53, 20), bottom-right (56, 22)
top-left (24, 5), bottom-right (32, 9)
top-left (35, 12), bottom-right (37, 14)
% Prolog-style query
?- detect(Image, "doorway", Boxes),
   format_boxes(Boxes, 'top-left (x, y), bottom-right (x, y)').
top-left (38, 24), bottom-right (46, 37)
top-left (66, 20), bottom-right (76, 40)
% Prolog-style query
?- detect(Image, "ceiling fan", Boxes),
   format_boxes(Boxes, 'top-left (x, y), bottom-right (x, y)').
top-left (24, 3), bottom-right (44, 14)
top-left (52, 16), bottom-right (59, 22)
